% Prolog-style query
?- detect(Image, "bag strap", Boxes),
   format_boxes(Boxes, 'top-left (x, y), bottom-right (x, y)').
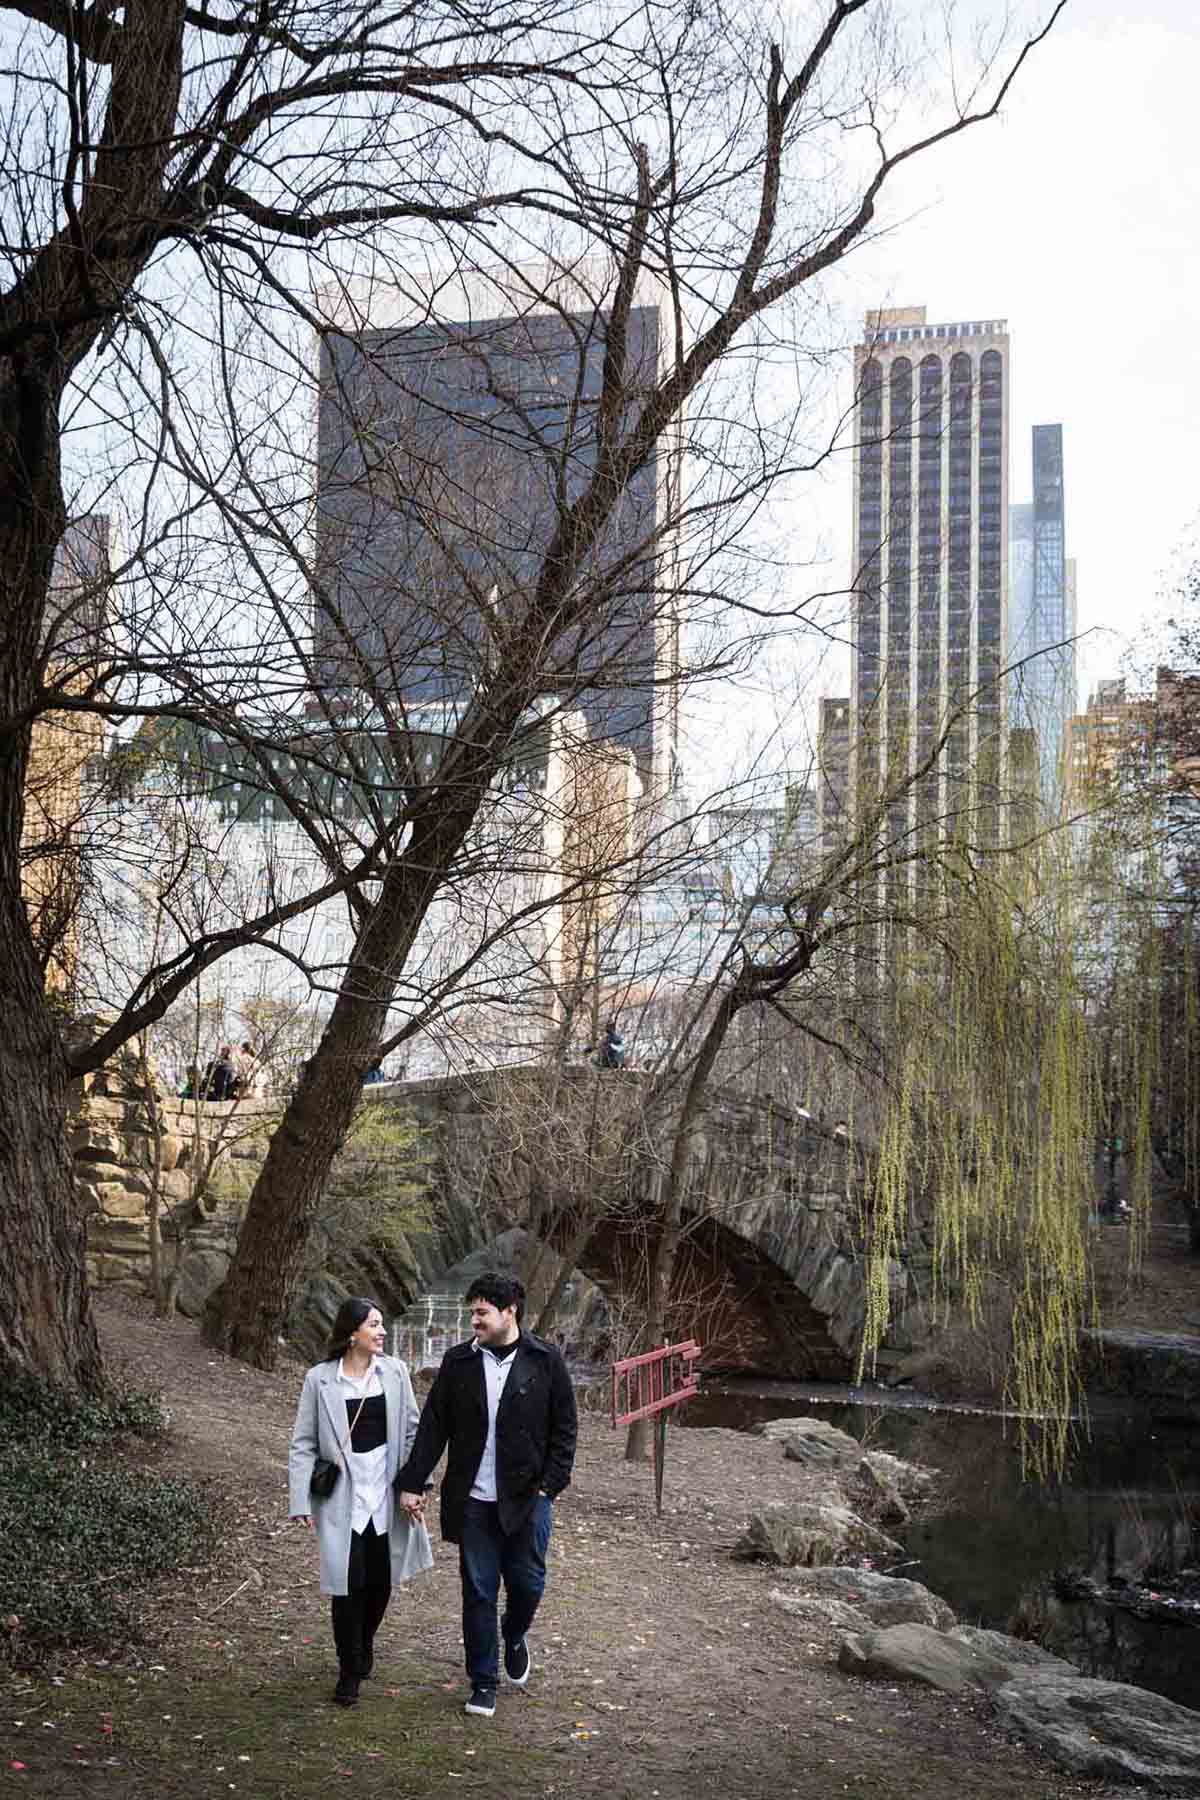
top-left (331, 1391), bottom-right (370, 1473)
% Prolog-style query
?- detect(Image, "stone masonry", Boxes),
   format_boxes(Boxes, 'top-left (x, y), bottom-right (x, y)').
top-left (71, 1056), bottom-right (937, 1378)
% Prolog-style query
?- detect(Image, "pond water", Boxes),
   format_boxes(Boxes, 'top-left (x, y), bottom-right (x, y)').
top-left (685, 1379), bottom-right (1200, 1709)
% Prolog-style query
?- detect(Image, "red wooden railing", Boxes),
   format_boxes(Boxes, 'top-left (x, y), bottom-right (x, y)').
top-left (610, 1339), bottom-right (701, 1514)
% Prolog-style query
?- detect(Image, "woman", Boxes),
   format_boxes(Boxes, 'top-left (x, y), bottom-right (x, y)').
top-left (289, 1297), bottom-right (433, 1706)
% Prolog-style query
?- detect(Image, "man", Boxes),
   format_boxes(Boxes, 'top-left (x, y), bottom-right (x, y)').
top-left (396, 1273), bottom-right (577, 1719)
top-left (202, 1044), bottom-right (237, 1101)
top-left (599, 1019), bottom-right (625, 1069)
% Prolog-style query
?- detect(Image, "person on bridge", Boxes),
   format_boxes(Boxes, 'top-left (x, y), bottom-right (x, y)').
top-left (395, 1272), bottom-right (578, 1719)
top-left (599, 1019), bottom-right (626, 1069)
top-left (288, 1297), bottom-right (433, 1707)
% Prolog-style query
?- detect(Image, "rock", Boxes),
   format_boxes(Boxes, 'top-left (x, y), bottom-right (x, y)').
top-left (95, 1183), bottom-right (149, 1220)
top-left (838, 1622), bottom-right (1024, 1693)
top-left (1081, 1327), bottom-right (1200, 1419)
top-left (883, 1348), bottom-right (953, 1390)
top-left (858, 1450), bottom-right (935, 1501)
top-left (949, 1627), bottom-right (1074, 1675)
top-left (174, 1247), bottom-right (232, 1318)
top-left (995, 1672), bottom-right (1200, 1793)
top-left (856, 1462), bottom-right (909, 1524)
top-left (156, 1167), bottom-right (194, 1202)
top-left (760, 1417), bottom-right (859, 1467)
top-left (158, 1133), bottom-right (183, 1172)
top-left (770, 1588), bottom-right (871, 1634)
top-left (93, 1253), bottom-right (145, 1283)
top-left (735, 1500), bottom-right (902, 1566)
top-left (74, 1130), bottom-right (132, 1165)
top-left (772, 1565), bottom-right (955, 1632)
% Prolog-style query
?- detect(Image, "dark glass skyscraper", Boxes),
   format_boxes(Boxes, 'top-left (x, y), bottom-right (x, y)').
top-left (313, 273), bottom-right (677, 788)
top-left (849, 306), bottom-right (1010, 849)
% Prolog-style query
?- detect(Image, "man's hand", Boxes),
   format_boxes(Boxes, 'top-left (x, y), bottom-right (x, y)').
top-left (398, 1489), bottom-right (425, 1518)
top-left (293, 1515), bottom-right (313, 1530)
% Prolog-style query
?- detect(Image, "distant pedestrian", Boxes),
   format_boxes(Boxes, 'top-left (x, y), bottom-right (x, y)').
top-left (395, 1273), bottom-right (577, 1719)
top-left (236, 1041), bottom-right (262, 1097)
top-left (363, 1061), bottom-right (386, 1085)
top-left (202, 1044), bottom-right (237, 1100)
top-left (599, 1019), bottom-right (625, 1070)
top-left (288, 1298), bottom-right (433, 1707)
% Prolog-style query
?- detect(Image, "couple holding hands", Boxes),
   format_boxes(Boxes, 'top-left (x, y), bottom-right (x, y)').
top-left (288, 1273), bottom-right (578, 1718)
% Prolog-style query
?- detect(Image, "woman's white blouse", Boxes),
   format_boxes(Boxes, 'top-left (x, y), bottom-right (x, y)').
top-left (335, 1357), bottom-right (391, 1538)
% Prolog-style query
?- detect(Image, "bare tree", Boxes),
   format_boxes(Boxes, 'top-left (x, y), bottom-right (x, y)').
top-left (0, 0), bottom-right (1065, 1387)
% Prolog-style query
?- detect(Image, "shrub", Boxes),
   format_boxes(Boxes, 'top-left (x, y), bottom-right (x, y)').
top-left (0, 1376), bottom-right (169, 1450)
top-left (0, 1376), bottom-right (213, 1666)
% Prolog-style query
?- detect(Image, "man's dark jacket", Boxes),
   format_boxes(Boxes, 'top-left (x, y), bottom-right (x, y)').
top-left (395, 1330), bottom-right (578, 1542)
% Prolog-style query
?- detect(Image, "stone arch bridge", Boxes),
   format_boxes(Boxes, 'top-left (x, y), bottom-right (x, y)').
top-left (74, 1060), bottom-right (934, 1378)
top-left (375, 1068), bottom-right (932, 1379)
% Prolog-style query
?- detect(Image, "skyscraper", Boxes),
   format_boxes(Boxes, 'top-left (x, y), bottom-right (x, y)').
top-left (849, 306), bottom-right (1010, 851)
top-left (817, 696), bottom-right (851, 857)
top-left (1008, 424), bottom-right (1077, 801)
top-left (313, 264), bottom-right (679, 791)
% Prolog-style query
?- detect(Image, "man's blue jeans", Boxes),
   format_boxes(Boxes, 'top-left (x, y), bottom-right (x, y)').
top-left (458, 1495), bottom-right (552, 1689)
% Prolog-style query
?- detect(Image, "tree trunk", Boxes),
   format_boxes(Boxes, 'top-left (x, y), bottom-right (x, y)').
top-left (0, 914), bottom-right (104, 1391)
top-left (0, 359), bottom-right (104, 1393)
top-left (531, 1213), bottom-right (594, 1341)
top-left (201, 992), bottom-right (381, 1365)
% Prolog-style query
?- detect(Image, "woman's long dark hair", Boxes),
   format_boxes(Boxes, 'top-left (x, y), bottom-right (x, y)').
top-left (325, 1296), bottom-right (381, 1363)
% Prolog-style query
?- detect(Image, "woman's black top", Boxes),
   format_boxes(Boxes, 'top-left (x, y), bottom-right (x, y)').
top-left (348, 1392), bottom-right (387, 1453)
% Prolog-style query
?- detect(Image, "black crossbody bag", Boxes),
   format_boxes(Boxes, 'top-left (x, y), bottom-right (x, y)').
top-left (310, 1392), bottom-right (369, 1499)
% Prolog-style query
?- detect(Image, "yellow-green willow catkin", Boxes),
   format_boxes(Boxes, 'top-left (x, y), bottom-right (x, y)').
top-left (855, 810), bottom-right (1102, 1474)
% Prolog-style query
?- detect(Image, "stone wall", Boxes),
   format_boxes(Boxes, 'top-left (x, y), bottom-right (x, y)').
top-left (70, 1051), bottom-right (488, 1354)
top-left (72, 1048), bottom-right (279, 1316)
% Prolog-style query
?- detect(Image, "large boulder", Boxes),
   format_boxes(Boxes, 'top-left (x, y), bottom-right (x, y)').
top-left (949, 1627), bottom-right (1073, 1675)
top-left (995, 1673), bottom-right (1200, 1793)
top-left (760, 1417), bottom-right (860, 1467)
top-left (771, 1566), bottom-right (955, 1634)
top-left (838, 1623), bottom-right (1033, 1694)
top-left (174, 1247), bottom-right (232, 1318)
top-left (736, 1500), bottom-right (902, 1567)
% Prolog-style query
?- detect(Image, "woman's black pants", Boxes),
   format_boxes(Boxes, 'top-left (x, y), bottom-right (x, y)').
top-left (331, 1520), bottom-right (392, 1677)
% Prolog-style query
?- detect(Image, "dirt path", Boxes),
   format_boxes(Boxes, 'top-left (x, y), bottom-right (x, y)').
top-left (1, 1297), bottom-right (1145, 1800)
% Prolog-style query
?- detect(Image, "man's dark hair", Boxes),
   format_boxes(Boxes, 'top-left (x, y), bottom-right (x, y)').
top-left (465, 1271), bottom-right (526, 1323)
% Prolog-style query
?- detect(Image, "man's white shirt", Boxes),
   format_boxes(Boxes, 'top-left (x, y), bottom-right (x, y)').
top-left (469, 1340), bottom-right (520, 1502)
top-left (336, 1356), bottom-right (391, 1537)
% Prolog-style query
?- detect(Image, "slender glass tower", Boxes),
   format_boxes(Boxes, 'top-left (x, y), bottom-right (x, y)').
top-left (1008, 424), bottom-right (1076, 802)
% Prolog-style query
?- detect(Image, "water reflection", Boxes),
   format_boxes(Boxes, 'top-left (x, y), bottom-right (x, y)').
top-left (688, 1382), bottom-right (1200, 1708)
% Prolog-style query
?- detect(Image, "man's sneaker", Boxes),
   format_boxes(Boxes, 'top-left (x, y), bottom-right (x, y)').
top-left (503, 1636), bottom-right (531, 1687)
top-left (464, 1685), bottom-right (496, 1718)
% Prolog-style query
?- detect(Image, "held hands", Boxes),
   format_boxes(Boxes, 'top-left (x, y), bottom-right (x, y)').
top-left (398, 1489), bottom-right (426, 1519)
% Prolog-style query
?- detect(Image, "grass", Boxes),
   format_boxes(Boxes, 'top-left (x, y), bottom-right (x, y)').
top-left (2, 1656), bottom-right (543, 1798)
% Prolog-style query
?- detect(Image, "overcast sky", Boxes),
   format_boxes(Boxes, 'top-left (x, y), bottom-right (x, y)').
top-left (821, 0), bottom-right (1199, 714)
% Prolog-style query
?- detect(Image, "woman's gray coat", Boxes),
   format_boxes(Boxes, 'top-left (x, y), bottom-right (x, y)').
top-left (288, 1355), bottom-right (434, 1596)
